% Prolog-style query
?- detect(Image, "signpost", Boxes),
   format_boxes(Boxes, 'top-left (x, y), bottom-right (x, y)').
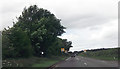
top-left (84, 50), bottom-right (87, 53)
top-left (61, 48), bottom-right (65, 52)
top-left (61, 48), bottom-right (65, 56)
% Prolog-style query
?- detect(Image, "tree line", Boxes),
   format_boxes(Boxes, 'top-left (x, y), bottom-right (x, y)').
top-left (2, 5), bottom-right (72, 59)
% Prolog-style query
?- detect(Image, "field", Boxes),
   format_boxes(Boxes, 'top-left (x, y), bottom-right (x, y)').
top-left (79, 48), bottom-right (119, 61)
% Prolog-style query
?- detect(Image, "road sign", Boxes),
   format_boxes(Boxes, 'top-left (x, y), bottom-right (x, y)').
top-left (84, 50), bottom-right (86, 52)
top-left (65, 50), bottom-right (68, 53)
top-left (61, 48), bottom-right (65, 52)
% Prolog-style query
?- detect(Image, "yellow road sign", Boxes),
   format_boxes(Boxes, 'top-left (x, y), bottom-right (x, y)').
top-left (84, 50), bottom-right (86, 52)
top-left (61, 48), bottom-right (65, 52)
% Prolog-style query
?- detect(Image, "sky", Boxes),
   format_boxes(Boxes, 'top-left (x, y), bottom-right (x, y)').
top-left (0, 0), bottom-right (119, 51)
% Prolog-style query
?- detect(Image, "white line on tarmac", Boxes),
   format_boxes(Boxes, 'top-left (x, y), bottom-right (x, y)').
top-left (81, 57), bottom-right (83, 58)
top-left (76, 58), bottom-right (79, 60)
top-left (55, 65), bottom-right (58, 67)
top-left (84, 63), bottom-right (87, 65)
top-left (65, 57), bottom-right (71, 61)
top-left (102, 61), bottom-right (105, 62)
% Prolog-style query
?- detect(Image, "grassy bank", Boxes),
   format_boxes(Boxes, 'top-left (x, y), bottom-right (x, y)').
top-left (32, 56), bottom-right (67, 67)
top-left (2, 56), bottom-right (68, 67)
top-left (79, 48), bottom-right (118, 61)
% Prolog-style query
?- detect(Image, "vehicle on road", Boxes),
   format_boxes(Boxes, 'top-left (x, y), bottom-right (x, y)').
top-left (71, 54), bottom-right (76, 57)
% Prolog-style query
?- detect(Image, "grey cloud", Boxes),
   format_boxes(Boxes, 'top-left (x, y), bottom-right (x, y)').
top-left (61, 13), bottom-right (117, 29)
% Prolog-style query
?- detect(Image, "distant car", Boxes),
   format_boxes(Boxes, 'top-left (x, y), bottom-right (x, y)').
top-left (71, 54), bottom-right (75, 57)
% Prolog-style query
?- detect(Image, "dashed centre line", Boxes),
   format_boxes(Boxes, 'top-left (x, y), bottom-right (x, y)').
top-left (76, 58), bottom-right (79, 60)
top-left (84, 63), bottom-right (87, 65)
top-left (65, 57), bottom-right (71, 61)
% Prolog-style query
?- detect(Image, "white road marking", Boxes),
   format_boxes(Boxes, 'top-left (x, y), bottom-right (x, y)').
top-left (101, 61), bottom-right (106, 63)
top-left (65, 57), bottom-right (71, 61)
top-left (76, 58), bottom-right (79, 60)
top-left (55, 65), bottom-right (58, 67)
top-left (84, 63), bottom-right (87, 65)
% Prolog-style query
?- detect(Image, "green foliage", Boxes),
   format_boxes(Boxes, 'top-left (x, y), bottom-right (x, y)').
top-left (2, 5), bottom-right (72, 59)
top-left (2, 28), bottom-right (33, 59)
top-left (46, 38), bottom-right (63, 56)
top-left (2, 29), bottom-right (12, 59)
top-left (80, 48), bottom-right (118, 60)
top-left (10, 28), bottom-right (33, 58)
top-left (14, 5), bottom-right (66, 56)
top-left (46, 38), bottom-right (73, 56)
top-left (62, 39), bottom-right (73, 51)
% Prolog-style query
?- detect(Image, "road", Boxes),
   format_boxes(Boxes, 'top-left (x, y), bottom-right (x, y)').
top-left (54, 56), bottom-right (118, 67)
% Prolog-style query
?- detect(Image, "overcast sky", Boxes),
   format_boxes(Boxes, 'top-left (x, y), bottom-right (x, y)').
top-left (0, 0), bottom-right (119, 51)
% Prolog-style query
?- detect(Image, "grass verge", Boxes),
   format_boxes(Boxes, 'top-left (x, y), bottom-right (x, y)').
top-left (32, 56), bottom-right (67, 67)
top-left (79, 54), bottom-right (118, 61)
top-left (2, 56), bottom-right (68, 67)
top-left (79, 48), bottom-right (118, 61)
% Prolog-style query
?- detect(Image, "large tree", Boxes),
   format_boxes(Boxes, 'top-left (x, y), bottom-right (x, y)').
top-left (14, 5), bottom-right (65, 56)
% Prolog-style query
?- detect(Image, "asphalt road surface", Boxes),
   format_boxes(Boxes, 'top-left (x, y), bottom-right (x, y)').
top-left (54, 56), bottom-right (118, 67)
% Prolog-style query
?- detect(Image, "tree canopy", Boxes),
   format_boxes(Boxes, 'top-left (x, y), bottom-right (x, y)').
top-left (2, 5), bottom-right (72, 58)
